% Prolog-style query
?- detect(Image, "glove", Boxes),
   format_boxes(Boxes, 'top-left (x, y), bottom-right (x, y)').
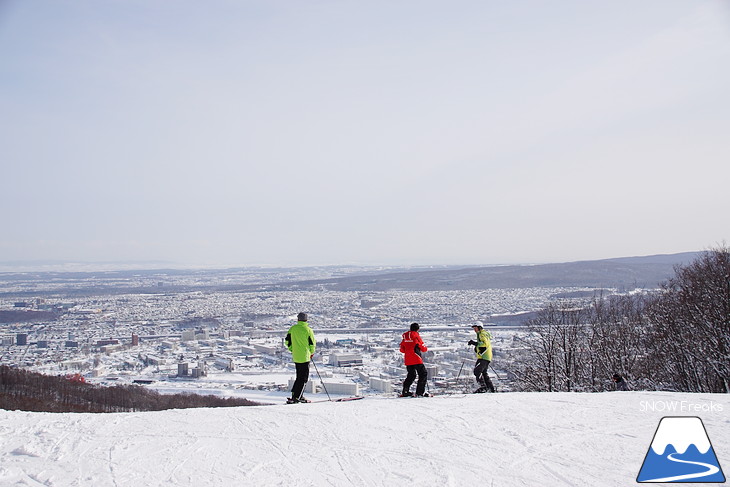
top-left (468, 340), bottom-right (476, 346)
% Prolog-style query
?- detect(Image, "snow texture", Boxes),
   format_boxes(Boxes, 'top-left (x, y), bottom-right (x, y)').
top-left (0, 391), bottom-right (727, 486)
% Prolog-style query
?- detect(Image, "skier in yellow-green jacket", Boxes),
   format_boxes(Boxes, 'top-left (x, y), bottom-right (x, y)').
top-left (285, 312), bottom-right (316, 403)
top-left (468, 322), bottom-right (496, 393)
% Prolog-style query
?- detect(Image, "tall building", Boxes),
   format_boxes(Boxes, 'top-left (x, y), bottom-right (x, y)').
top-left (177, 363), bottom-right (189, 377)
top-left (16, 333), bottom-right (28, 346)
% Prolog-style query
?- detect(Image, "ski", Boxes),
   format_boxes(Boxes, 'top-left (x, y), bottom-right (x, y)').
top-left (287, 396), bottom-right (364, 404)
top-left (333, 396), bottom-right (364, 402)
top-left (311, 396), bottom-right (364, 403)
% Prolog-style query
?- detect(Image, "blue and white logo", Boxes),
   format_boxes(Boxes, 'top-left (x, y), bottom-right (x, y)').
top-left (637, 416), bottom-right (725, 483)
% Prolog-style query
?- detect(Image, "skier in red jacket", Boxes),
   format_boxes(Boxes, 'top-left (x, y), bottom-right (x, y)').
top-left (399, 323), bottom-right (430, 397)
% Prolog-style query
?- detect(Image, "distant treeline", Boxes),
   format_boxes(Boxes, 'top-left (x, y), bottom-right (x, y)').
top-left (0, 366), bottom-right (262, 412)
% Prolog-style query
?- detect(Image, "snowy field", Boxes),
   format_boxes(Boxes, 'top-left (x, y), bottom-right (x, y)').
top-left (0, 391), bottom-right (727, 487)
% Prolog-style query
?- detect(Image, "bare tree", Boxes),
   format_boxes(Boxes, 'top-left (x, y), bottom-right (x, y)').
top-left (517, 302), bottom-right (586, 392)
top-left (516, 304), bottom-right (561, 391)
top-left (646, 246), bottom-right (730, 393)
top-left (585, 293), bottom-right (649, 390)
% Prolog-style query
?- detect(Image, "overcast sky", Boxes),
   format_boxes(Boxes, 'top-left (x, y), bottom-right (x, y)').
top-left (1, 1), bottom-right (728, 268)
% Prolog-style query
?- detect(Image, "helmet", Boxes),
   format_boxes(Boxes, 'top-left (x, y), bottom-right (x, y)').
top-left (297, 312), bottom-right (308, 322)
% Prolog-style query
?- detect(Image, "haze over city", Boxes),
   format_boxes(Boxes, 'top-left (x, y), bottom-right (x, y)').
top-left (1, 1), bottom-right (728, 268)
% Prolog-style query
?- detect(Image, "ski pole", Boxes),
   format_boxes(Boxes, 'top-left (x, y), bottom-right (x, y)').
top-left (455, 360), bottom-right (467, 393)
top-left (489, 363), bottom-right (502, 381)
top-left (455, 360), bottom-right (466, 382)
top-left (311, 358), bottom-right (331, 401)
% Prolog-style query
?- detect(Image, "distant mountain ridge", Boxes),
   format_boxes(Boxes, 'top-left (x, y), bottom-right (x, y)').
top-left (279, 252), bottom-right (701, 291)
top-left (0, 252), bottom-right (702, 296)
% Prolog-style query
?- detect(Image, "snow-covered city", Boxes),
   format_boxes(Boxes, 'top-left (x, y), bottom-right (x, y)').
top-left (0, 265), bottom-right (599, 402)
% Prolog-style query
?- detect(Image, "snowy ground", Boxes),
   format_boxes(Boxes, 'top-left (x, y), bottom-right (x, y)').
top-left (0, 391), bottom-right (727, 486)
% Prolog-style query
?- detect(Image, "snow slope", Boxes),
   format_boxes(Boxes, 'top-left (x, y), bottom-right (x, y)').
top-left (0, 391), bottom-right (727, 487)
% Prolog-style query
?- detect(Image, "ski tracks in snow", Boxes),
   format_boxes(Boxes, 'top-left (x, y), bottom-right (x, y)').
top-left (0, 392), bottom-right (727, 486)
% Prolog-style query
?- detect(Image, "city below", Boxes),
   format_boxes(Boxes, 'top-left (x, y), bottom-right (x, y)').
top-left (0, 259), bottom-right (681, 401)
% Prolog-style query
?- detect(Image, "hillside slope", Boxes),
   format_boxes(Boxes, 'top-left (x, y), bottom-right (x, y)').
top-left (0, 391), bottom-right (727, 486)
top-left (277, 252), bottom-right (701, 291)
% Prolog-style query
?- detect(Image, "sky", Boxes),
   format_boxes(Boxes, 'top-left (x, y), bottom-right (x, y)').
top-left (1, 0), bottom-right (729, 268)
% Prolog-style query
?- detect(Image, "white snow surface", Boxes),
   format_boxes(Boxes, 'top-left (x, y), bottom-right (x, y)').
top-left (0, 391), bottom-right (728, 487)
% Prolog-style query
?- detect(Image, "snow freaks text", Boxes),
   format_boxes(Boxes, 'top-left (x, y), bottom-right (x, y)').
top-left (639, 400), bottom-right (724, 413)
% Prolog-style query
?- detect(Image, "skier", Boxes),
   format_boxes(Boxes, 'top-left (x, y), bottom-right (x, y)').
top-left (612, 373), bottom-right (629, 391)
top-left (469, 322), bottom-right (495, 393)
top-left (399, 322), bottom-right (430, 397)
top-left (285, 312), bottom-right (316, 403)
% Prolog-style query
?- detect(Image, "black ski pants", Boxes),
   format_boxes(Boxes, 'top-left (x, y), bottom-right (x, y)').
top-left (291, 361), bottom-right (310, 399)
top-left (474, 359), bottom-right (495, 392)
top-left (403, 363), bottom-right (428, 396)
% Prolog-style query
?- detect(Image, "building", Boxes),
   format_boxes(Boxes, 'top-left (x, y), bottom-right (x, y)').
top-left (253, 344), bottom-right (277, 355)
top-left (131, 334), bottom-right (139, 346)
top-left (370, 377), bottom-right (393, 393)
top-left (195, 330), bottom-right (210, 341)
top-left (329, 352), bottom-right (363, 367)
top-left (16, 333), bottom-right (28, 346)
top-left (177, 363), bottom-right (189, 377)
top-left (214, 357), bottom-right (233, 371)
top-left (321, 381), bottom-right (360, 396)
top-left (181, 330), bottom-right (196, 342)
top-left (191, 361), bottom-right (208, 378)
top-left (145, 355), bottom-right (166, 366)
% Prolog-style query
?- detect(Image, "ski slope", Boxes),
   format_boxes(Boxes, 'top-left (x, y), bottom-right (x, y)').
top-left (0, 391), bottom-right (727, 486)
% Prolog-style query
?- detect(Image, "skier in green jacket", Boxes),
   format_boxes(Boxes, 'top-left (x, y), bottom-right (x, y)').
top-left (469, 322), bottom-right (496, 393)
top-left (285, 312), bottom-right (316, 403)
